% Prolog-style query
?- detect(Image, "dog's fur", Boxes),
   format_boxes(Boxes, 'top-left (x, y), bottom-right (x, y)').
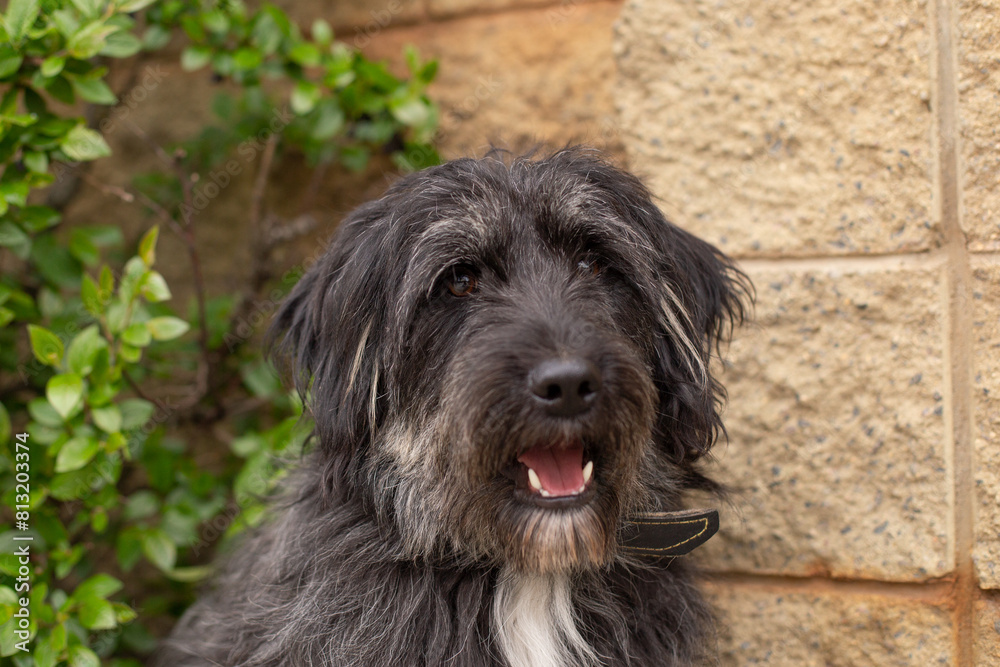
top-left (157, 149), bottom-right (750, 666)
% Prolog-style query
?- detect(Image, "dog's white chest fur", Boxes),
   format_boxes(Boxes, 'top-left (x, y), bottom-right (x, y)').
top-left (493, 568), bottom-right (598, 667)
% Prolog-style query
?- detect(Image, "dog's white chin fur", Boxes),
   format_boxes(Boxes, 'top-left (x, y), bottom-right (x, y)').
top-left (493, 566), bottom-right (600, 667)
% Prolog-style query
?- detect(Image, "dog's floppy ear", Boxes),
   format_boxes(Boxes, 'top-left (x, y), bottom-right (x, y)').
top-left (644, 219), bottom-right (752, 461)
top-left (267, 202), bottom-right (398, 494)
top-left (551, 149), bottom-right (751, 466)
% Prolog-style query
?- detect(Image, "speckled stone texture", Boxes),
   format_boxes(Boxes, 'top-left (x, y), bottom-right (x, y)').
top-left (613, 0), bottom-right (940, 258)
top-left (272, 0), bottom-right (424, 33)
top-left (700, 263), bottom-right (951, 580)
top-left (976, 595), bottom-right (1000, 665)
top-left (707, 582), bottom-right (954, 666)
top-left (958, 0), bottom-right (1000, 251)
top-left (972, 261), bottom-right (1000, 588)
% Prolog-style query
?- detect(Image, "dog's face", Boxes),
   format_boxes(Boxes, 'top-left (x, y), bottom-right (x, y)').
top-left (271, 150), bottom-right (748, 573)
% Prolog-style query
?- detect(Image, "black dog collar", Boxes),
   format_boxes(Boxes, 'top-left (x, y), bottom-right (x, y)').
top-left (619, 508), bottom-right (719, 558)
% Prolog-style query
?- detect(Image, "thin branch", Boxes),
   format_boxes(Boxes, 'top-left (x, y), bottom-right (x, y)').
top-left (249, 132), bottom-right (279, 235)
top-left (116, 121), bottom-right (212, 402)
top-left (122, 370), bottom-right (155, 403)
top-left (77, 170), bottom-right (184, 239)
top-left (122, 118), bottom-right (175, 173)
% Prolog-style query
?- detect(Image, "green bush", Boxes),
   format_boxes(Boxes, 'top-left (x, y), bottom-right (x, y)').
top-left (0, 0), bottom-right (439, 663)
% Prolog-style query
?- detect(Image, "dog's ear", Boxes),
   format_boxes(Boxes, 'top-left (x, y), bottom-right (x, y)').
top-left (550, 150), bottom-right (751, 465)
top-left (266, 204), bottom-right (397, 493)
top-left (645, 220), bottom-right (752, 463)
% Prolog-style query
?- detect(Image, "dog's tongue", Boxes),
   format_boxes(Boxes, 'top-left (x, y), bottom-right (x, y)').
top-left (517, 443), bottom-right (585, 496)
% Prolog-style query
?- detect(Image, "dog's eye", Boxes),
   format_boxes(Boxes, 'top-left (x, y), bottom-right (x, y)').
top-left (576, 257), bottom-right (601, 277)
top-left (446, 267), bottom-right (479, 297)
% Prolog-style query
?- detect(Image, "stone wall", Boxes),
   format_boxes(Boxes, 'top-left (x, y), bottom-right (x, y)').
top-left (72, 0), bottom-right (997, 663)
top-left (614, 0), bottom-right (999, 664)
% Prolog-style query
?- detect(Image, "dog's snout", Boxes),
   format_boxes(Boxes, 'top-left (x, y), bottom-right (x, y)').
top-left (528, 358), bottom-right (601, 417)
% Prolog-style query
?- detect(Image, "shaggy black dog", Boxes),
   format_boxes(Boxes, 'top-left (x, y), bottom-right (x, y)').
top-left (158, 148), bottom-right (750, 666)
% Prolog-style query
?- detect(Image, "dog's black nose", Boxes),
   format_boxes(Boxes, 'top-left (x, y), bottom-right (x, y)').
top-left (529, 358), bottom-right (601, 417)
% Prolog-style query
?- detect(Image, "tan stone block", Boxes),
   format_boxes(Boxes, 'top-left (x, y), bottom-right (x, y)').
top-left (958, 0), bottom-right (1000, 251)
top-left (272, 0), bottom-right (424, 35)
top-left (972, 261), bottom-right (1000, 588)
top-left (614, 0), bottom-right (940, 258)
top-left (427, 0), bottom-right (552, 20)
top-left (365, 4), bottom-right (626, 159)
top-left (700, 262), bottom-right (950, 580)
top-left (976, 594), bottom-right (1000, 665)
top-left (707, 582), bottom-right (954, 666)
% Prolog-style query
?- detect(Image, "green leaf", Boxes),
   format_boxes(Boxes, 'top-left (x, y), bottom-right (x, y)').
top-left (119, 255), bottom-right (148, 302)
top-left (47, 373), bottom-right (84, 419)
top-left (0, 403), bottom-right (9, 449)
top-left (122, 321), bottom-right (152, 347)
top-left (73, 573), bottom-right (123, 601)
top-left (181, 45), bottom-right (212, 71)
top-left (0, 221), bottom-right (31, 258)
top-left (91, 507), bottom-right (108, 532)
top-left (119, 342), bottom-right (141, 362)
top-left (118, 0), bottom-right (158, 11)
top-left (66, 324), bottom-right (106, 375)
top-left (390, 96), bottom-right (432, 128)
top-left (41, 55), bottom-right (66, 77)
top-left (20, 205), bottom-right (60, 231)
top-left (55, 435), bottom-right (99, 472)
top-left (5, 0), bottom-right (41, 43)
top-left (34, 633), bottom-right (59, 667)
top-left (289, 42), bottom-right (321, 67)
top-left (138, 225), bottom-right (158, 265)
top-left (100, 264), bottom-right (114, 294)
top-left (142, 529), bottom-right (177, 571)
top-left (51, 8), bottom-right (79, 38)
top-left (310, 99), bottom-right (344, 141)
top-left (146, 316), bottom-right (190, 341)
top-left (68, 645), bottom-right (100, 667)
top-left (140, 271), bottom-right (171, 302)
top-left (100, 30), bottom-right (142, 58)
top-left (116, 528), bottom-right (143, 571)
top-left (141, 24), bottom-right (170, 50)
top-left (233, 47), bottom-right (262, 70)
top-left (201, 9), bottom-right (229, 33)
top-left (69, 0), bottom-right (103, 18)
top-left (124, 490), bottom-right (158, 520)
top-left (22, 150), bottom-right (49, 174)
top-left (0, 52), bottom-right (23, 78)
top-left (311, 18), bottom-right (332, 46)
top-left (119, 398), bottom-right (155, 429)
top-left (81, 274), bottom-right (102, 315)
top-left (69, 227), bottom-right (100, 265)
top-left (291, 80), bottom-right (320, 114)
top-left (112, 601), bottom-right (137, 623)
top-left (67, 21), bottom-right (117, 59)
top-left (72, 77), bottom-right (117, 105)
top-left (45, 74), bottom-right (76, 104)
top-left (60, 124), bottom-right (111, 161)
top-left (28, 397), bottom-right (63, 427)
top-left (29, 324), bottom-right (64, 366)
top-left (166, 565), bottom-right (213, 582)
top-left (92, 404), bottom-right (122, 433)
top-left (78, 597), bottom-right (116, 629)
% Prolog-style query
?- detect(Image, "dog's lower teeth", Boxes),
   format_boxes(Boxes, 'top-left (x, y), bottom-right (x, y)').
top-left (527, 468), bottom-right (543, 492)
top-left (583, 460), bottom-right (593, 484)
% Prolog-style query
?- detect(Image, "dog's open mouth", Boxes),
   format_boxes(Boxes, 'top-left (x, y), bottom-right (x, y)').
top-left (513, 439), bottom-right (595, 507)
